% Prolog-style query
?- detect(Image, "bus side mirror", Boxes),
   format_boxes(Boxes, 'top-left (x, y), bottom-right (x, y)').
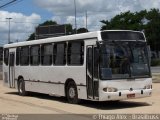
top-left (147, 45), bottom-right (151, 65)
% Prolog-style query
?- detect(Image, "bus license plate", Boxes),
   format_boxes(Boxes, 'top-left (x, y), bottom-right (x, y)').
top-left (127, 94), bottom-right (135, 98)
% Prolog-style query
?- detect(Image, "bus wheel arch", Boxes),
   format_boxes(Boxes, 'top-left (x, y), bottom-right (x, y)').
top-left (17, 76), bottom-right (23, 88)
top-left (65, 79), bottom-right (79, 104)
top-left (17, 76), bottom-right (27, 96)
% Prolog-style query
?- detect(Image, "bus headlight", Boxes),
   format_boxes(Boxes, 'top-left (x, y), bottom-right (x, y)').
top-left (144, 85), bottom-right (152, 89)
top-left (103, 87), bottom-right (118, 92)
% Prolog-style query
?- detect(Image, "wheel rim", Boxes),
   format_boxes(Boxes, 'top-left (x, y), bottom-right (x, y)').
top-left (69, 87), bottom-right (75, 98)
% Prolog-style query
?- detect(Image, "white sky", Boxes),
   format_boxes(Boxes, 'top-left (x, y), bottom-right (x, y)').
top-left (0, 0), bottom-right (160, 44)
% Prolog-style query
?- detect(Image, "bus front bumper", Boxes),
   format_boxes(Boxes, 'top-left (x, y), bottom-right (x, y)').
top-left (99, 89), bottom-right (152, 101)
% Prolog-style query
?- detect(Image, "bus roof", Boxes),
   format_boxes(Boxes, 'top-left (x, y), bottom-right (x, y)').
top-left (4, 31), bottom-right (101, 48)
top-left (3, 30), bottom-right (143, 48)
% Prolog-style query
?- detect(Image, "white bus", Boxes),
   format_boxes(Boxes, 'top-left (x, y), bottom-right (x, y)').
top-left (3, 30), bottom-right (152, 104)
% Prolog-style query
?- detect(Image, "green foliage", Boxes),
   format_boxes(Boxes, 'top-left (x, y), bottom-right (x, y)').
top-left (39, 20), bottom-right (57, 26)
top-left (100, 9), bottom-right (160, 51)
top-left (77, 28), bottom-right (88, 34)
top-left (27, 33), bottom-right (35, 41)
top-left (72, 28), bottom-right (89, 34)
top-left (65, 24), bottom-right (73, 35)
top-left (151, 59), bottom-right (160, 66)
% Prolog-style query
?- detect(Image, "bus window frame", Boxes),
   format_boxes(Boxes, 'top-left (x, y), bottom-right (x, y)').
top-left (67, 41), bottom-right (84, 66)
top-left (20, 46), bottom-right (30, 66)
top-left (30, 45), bottom-right (40, 66)
top-left (53, 42), bottom-right (67, 66)
top-left (41, 43), bottom-right (53, 66)
top-left (4, 48), bottom-right (9, 66)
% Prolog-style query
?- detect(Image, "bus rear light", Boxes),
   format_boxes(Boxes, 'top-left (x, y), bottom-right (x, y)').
top-left (103, 87), bottom-right (118, 92)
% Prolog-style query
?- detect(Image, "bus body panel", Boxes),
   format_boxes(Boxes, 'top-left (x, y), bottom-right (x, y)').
top-left (12, 38), bottom-right (97, 100)
top-left (99, 78), bottom-right (152, 101)
top-left (15, 66), bottom-right (86, 95)
top-left (99, 89), bottom-right (152, 101)
top-left (3, 30), bottom-right (152, 102)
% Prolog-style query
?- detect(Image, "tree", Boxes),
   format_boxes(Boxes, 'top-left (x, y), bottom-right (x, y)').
top-left (72, 28), bottom-right (89, 34)
top-left (39, 20), bottom-right (57, 26)
top-left (27, 33), bottom-right (35, 41)
top-left (65, 24), bottom-right (73, 35)
top-left (100, 9), bottom-right (160, 51)
top-left (77, 28), bottom-right (88, 34)
top-left (145, 9), bottom-right (160, 51)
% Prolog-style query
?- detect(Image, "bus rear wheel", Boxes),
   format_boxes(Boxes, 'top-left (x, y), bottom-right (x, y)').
top-left (66, 82), bottom-right (79, 104)
top-left (18, 78), bottom-right (27, 96)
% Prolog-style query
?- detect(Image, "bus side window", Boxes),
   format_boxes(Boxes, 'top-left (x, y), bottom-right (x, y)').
top-left (16, 47), bottom-right (20, 65)
top-left (41, 44), bottom-right (53, 65)
top-left (53, 43), bottom-right (66, 66)
top-left (30, 45), bottom-right (40, 66)
top-left (68, 41), bottom-right (84, 65)
top-left (20, 46), bottom-right (29, 66)
top-left (4, 49), bottom-right (9, 66)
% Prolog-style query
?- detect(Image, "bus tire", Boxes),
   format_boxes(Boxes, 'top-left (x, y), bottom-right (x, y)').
top-left (18, 78), bottom-right (27, 96)
top-left (66, 81), bottom-right (79, 104)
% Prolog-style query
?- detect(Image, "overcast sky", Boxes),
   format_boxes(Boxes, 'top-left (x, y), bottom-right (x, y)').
top-left (0, 0), bottom-right (160, 45)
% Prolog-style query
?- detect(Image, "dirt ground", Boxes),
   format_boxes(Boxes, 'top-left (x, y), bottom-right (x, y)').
top-left (0, 80), bottom-right (159, 115)
top-left (152, 73), bottom-right (160, 83)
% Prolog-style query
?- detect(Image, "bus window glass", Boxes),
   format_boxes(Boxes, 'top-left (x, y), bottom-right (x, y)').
top-left (4, 49), bottom-right (9, 65)
top-left (30, 45), bottom-right (40, 65)
top-left (87, 48), bottom-right (93, 74)
top-left (100, 42), bottom-right (150, 80)
top-left (94, 47), bottom-right (99, 78)
top-left (16, 47), bottom-right (20, 65)
top-left (53, 43), bottom-right (66, 65)
top-left (68, 41), bottom-right (84, 65)
top-left (41, 44), bottom-right (53, 65)
top-left (101, 31), bottom-right (145, 41)
top-left (100, 43), bottom-right (130, 79)
top-left (20, 46), bottom-right (29, 66)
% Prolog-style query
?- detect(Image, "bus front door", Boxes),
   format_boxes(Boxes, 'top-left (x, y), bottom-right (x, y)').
top-left (87, 46), bottom-right (99, 100)
top-left (9, 52), bottom-right (15, 88)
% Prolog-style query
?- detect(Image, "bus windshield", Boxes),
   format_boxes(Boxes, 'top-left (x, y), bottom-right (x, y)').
top-left (100, 41), bottom-right (151, 80)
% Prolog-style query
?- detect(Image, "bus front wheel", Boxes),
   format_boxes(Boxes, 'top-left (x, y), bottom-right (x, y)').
top-left (18, 78), bottom-right (27, 96)
top-left (66, 81), bottom-right (79, 104)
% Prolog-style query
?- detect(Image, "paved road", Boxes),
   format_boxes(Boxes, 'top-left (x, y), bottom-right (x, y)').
top-left (151, 67), bottom-right (160, 73)
top-left (0, 81), bottom-right (160, 115)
